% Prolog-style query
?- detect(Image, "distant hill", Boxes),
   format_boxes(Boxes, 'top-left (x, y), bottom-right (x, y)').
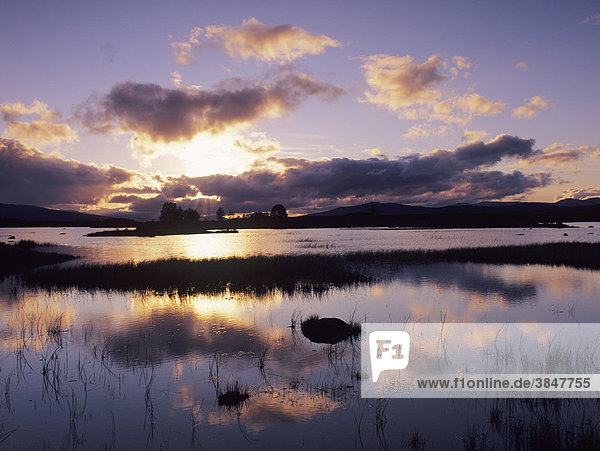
top-left (306, 202), bottom-right (430, 217)
top-left (0, 203), bottom-right (138, 226)
top-left (307, 199), bottom-right (600, 217)
top-left (0, 203), bottom-right (108, 222)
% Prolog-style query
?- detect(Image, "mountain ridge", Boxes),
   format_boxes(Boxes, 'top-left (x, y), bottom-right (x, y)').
top-left (306, 198), bottom-right (600, 217)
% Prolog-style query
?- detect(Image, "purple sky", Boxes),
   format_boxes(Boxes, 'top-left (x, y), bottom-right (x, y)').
top-left (1, 0), bottom-right (599, 218)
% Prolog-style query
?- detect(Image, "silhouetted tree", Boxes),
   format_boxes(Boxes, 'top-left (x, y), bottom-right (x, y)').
top-left (159, 202), bottom-right (183, 223)
top-left (270, 204), bottom-right (287, 218)
top-left (182, 208), bottom-right (200, 223)
top-left (216, 206), bottom-right (225, 221)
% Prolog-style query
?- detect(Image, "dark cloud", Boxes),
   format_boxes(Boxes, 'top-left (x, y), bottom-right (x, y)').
top-left (0, 139), bottom-right (132, 208)
top-left (0, 135), bottom-right (553, 218)
top-left (160, 178), bottom-right (200, 199)
top-left (108, 194), bottom-right (143, 204)
top-left (76, 71), bottom-right (345, 143)
top-left (124, 194), bottom-right (218, 219)
top-left (136, 134), bottom-right (550, 214)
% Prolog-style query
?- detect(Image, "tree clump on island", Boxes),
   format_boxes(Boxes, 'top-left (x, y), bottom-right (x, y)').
top-left (270, 204), bottom-right (287, 218)
top-left (158, 202), bottom-right (200, 224)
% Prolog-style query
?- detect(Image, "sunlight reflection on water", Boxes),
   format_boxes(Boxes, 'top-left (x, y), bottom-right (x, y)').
top-left (1, 258), bottom-right (599, 448)
top-left (1, 224), bottom-right (600, 263)
top-left (1, 226), bottom-right (600, 448)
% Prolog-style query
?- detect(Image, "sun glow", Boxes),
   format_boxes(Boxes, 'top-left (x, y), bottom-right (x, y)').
top-left (131, 130), bottom-right (280, 177)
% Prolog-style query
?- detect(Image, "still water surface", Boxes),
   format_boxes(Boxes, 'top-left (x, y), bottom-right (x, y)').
top-left (1, 226), bottom-right (599, 449)
top-left (1, 224), bottom-right (600, 262)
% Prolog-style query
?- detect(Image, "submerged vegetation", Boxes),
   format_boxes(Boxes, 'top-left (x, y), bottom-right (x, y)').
top-left (18, 242), bottom-right (600, 295)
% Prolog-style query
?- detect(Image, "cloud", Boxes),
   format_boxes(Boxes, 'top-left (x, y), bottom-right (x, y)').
top-left (515, 61), bottom-right (529, 70)
top-left (77, 70), bottom-right (345, 143)
top-left (432, 94), bottom-right (506, 124)
top-left (1, 99), bottom-right (54, 121)
top-left (1, 100), bottom-right (78, 146)
top-left (2, 134), bottom-right (561, 217)
top-left (449, 56), bottom-right (472, 76)
top-left (233, 132), bottom-right (280, 154)
top-left (462, 130), bottom-right (488, 143)
top-left (582, 14), bottom-right (600, 26)
top-left (0, 139), bottom-right (133, 208)
top-left (402, 124), bottom-right (449, 139)
top-left (129, 135), bottom-right (549, 214)
top-left (556, 187), bottom-right (600, 201)
top-left (170, 41), bottom-right (194, 64)
top-left (363, 148), bottom-right (388, 158)
top-left (361, 54), bottom-right (447, 111)
top-left (360, 54), bottom-right (504, 124)
top-left (170, 71), bottom-right (182, 87)
top-left (512, 95), bottom-right (552, 119)
top-left (171, 17), bottom-right (341, 64)
top-left (108, 194), bottom-right (143, 204)
top-left (523, 143), bottom-right (600, 167)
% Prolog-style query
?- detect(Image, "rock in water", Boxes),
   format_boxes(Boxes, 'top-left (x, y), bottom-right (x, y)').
top-left (301, 317), bottom-right (360, 344)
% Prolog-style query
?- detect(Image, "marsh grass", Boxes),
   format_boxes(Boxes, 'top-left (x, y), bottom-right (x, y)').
top-left (463, 398), bottom-right (600, 450)
top-left (18, 242), bottom-right (600, 296)
top-left (23, 254), bottom-right (370, 296)
top-left (217, 380), bottom-right (250, 408)
top-left (0, 241), bottom-right (75, 278)
top-left (14, 240), bottom-right (56, 248)
top-left (405, 429), bottom-right (427, 450)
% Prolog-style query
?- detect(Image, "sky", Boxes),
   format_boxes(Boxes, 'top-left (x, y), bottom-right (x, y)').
top-left (1, 0), bottom-right (599, 219)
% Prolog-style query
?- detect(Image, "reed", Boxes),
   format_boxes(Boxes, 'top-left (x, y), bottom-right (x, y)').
top-left (19, 242), bottom-right (600, 295)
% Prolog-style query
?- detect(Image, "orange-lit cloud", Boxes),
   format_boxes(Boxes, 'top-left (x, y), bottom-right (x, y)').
top-left (77, 70), bottom-right (345, 143)
top-left (512, 95), bottom-right (552, 119)
top-left (363, 147), bottom-right (388, 158)
top-left (515, 61), bottom-right (529, 70)
top-left (361, 54), bottom-right (447, 111)
top-left (449, 55), bottom-right (472, 76)
top-left (432, 94), bottom-right (506, 124)
top-left (403, 123), bottom-right (449, 139)
top-left (523, 143), bottom-right (600, 167)
top-left (171, 17), bottom-right (341, 64)
top-left (1, 100), bottom-right (78, 146)
top-left (360, 54), bottom-right (504, 124)
top-left (556, 187), bottom-right (600, 200)
top-left (170, 41), bottom-right (194, 64)
top-left (233, 131), bottom-right (280, 154)
top-left (462, 130), bottom-right (488, 143)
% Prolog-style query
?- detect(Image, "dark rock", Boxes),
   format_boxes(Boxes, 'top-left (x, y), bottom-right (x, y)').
top-left (301, 317), bottom-right (360, 344)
